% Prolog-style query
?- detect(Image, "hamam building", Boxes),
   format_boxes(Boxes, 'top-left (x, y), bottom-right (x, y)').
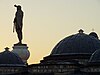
top-left (1, 29), bottom-right (100, 75)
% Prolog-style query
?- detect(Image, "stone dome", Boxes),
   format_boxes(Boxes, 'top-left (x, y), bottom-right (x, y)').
top-left (0, 47), bottom-right (24, 65)
top-left (89, 49), bottom-right (100, 62)
top-left (51, 30), bottom-right (100, 55)
top-left (89, 32), bottom-right (99, 39)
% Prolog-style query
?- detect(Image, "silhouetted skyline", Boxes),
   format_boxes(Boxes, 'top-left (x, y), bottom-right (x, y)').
top-left (0, 0), bottom-right (100, 64)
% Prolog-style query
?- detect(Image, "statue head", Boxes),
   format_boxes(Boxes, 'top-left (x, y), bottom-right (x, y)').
top-left (14, 5), bottom-right (21, 10)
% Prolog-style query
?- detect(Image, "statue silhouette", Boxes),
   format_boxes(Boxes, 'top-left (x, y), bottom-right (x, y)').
top-left (13, 5), bottom-right (24, 44)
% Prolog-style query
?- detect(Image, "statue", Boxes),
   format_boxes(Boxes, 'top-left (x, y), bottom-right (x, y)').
top-left (13, 5), bottom-right (24, 44)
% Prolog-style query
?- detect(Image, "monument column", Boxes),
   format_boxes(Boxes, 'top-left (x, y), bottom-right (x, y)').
top-left (12, 5), bottom-right (30, 64)
top-left (12, 44), bottom-right (30, 64)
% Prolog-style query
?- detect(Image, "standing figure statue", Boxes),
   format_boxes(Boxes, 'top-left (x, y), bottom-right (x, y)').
top-left (13, 5), bottom-right (24, 44)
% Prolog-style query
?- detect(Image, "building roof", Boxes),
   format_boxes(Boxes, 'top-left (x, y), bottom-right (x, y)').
top-left (89, 32), bottom-right (99, 39)
top-left (0, 47), bottom-right (24, 65)
top-left (89, 49), bottom-right (100, 62)
top-left (51, 30), bottom-right (100, 55)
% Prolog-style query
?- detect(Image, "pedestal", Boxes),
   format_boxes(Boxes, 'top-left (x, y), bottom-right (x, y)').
top-left (12, 44), bottom-right (30, 64)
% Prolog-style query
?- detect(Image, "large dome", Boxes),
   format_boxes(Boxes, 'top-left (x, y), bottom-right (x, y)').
top-left (51, 30), bottom-right (100, 55)
top-left (89, 49), bottom-right (100, 62)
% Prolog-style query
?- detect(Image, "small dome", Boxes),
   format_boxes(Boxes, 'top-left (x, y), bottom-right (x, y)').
top-left (89, 49), bottom-right (100, 62)
top-left (89, 32), bottom-right (99, 39)
top-left (0, 47), bottom-right (24, 64)
top-left (51, 30), bottom-right (100, 55)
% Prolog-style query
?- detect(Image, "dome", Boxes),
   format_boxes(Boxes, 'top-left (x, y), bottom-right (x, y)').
top-left (89, 32), bottom-right (99, 39)
top-left (0, 47), bottom-right (24, 65)
top-left (51, 30), bottom-right (100, 55)
top-left (89, 49), bottom-right (100, 62)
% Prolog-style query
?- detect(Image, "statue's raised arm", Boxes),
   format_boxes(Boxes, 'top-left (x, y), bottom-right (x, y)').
top-left (13, 5), bottom-right (24, 44)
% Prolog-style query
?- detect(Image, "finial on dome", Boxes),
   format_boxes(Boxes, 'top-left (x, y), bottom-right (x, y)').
top-left (5, 47), bottom-right (9, 51)
top-left (78, 29), bottom-right (84, 33)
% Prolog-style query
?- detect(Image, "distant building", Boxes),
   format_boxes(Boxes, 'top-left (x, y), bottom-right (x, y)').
top-left (1, 29), bottom-right (100, 75)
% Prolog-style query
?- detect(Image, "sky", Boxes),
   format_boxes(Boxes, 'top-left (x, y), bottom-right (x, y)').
top-left (0, 0), bottom-right (100, 64)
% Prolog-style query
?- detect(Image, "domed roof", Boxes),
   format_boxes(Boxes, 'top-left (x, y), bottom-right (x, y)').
top-left (89, 49), bottom-right (100, 62)
top-left (51, 30), bottom-right (100, 55)
top-left (0, 47), bottom-right (24, 65)
top-left (89, 32), bottom-right (99, 39)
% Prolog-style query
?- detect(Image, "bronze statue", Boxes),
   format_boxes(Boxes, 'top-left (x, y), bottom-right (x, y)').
top-left (13, 5), bottom-right (24, 44)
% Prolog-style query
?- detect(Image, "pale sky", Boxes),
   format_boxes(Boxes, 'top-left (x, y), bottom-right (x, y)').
top-left (0, 0), bottom-right (100, 64)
